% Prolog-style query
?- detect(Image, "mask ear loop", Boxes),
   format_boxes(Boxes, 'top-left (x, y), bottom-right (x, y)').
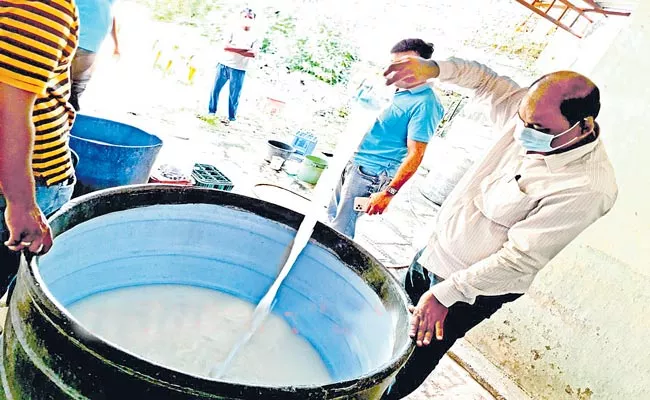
top-left (550, 119), bottom-right (585, 150)
top-left (579, 118), bottom-right (597, 139)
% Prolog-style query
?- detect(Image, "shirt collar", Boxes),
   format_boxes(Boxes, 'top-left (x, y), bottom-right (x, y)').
top-left (396, 83), bottom-right (430, 95)
top-left (519, 136), bottom-right (600, 172)
top-left (542, 139), bottom-right (599, 172)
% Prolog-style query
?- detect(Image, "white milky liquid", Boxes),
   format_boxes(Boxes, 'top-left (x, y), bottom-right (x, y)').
top-left (67, 285), bottom-right (333, 386)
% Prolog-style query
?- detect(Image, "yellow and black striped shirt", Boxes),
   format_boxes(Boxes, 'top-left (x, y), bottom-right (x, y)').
top-left (0, 0), bottom-right (78, 186)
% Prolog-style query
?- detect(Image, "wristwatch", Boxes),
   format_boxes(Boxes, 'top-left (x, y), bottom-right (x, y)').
top-left (386, 186), bottom-right (399, 196)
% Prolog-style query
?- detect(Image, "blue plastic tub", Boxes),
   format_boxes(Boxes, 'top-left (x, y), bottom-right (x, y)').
top-left (2, 186), bottom-right (414, 399)
top-left (69, 114), bottom-right (163, 196)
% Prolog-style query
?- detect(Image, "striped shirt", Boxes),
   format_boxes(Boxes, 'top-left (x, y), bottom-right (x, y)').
top-left (0, 0), bottom-right (79, 186)
top-left (419, 58), bottom-right (618, 307)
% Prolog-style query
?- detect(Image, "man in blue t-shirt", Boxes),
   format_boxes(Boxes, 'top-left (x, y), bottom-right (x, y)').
top-left (70, 0), bottom-right (119, 111)
top-left (327, 38), bottom-right (444, 238)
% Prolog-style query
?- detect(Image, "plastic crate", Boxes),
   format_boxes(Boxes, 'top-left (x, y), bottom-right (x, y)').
top-left (291, 130), bottom-right (318, 156)
top-left (191, 163), bottom-right (234, 191)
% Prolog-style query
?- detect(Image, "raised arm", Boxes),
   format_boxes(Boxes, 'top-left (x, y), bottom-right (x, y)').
top-left (385, 57), bottom-right (526, 130)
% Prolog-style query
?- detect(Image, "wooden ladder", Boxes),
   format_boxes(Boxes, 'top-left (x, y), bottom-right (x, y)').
top-left (513, 0), bottom-right (631, 38)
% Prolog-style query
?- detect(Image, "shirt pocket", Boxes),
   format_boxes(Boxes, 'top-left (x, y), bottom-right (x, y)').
top-left (474, 173), bottom-right (537, 228)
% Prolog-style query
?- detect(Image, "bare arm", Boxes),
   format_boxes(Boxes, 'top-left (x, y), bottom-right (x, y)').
top-left (0, 83), bottom-right (36, 207)
top-left (223, 46), bottom-right (255, 58)
top-left (366, 139), bottom-right (427, 215)
top-left (0, 82), bottom-right (52, 253)
top-left (387, 139), bottom-right (427, 190)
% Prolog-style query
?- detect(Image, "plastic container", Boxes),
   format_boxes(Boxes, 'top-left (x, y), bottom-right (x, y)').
top-left (1, 185), bottom-right (415, 399)
top-left (191, 163), bottom-right (234, 191)
top-left (69, 114), bottom-right (163, 197)
top-left (270, 156), bottom-right (285, 171)
top-left (283, 154), bottom-right (304, 176)
top-left (291, 131), bottom-right (318, 156)
top-left (264, 140), bottom-right (295, 162)
top-left (298, 155), bottom-right (328, 185)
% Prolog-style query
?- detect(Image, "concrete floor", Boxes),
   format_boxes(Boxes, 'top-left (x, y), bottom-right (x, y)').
top-left (406, 355), bottom-right (495, 400)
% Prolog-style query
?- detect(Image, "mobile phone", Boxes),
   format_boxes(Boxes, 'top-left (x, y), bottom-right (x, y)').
top-left (354, 197), bottom-right (370, 212)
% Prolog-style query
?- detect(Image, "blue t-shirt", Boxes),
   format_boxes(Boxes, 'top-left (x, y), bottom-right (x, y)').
top-left (353, 85), bottom-right (444, 177)
top-left (77, 0), bottom-right (116, 53)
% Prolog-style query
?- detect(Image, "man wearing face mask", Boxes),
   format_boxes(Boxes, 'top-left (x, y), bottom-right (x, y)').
top-left (379, 57), bottom-right (617, 399)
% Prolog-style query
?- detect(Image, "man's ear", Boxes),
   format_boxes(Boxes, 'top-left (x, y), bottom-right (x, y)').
top-left (581, 116), bottom-right (596, 135)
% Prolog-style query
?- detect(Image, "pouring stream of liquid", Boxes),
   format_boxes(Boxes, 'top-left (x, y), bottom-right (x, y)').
top-left (211, 83), bottom-right (389, 379)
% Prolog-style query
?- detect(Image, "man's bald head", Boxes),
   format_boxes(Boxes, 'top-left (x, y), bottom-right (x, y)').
top-left (525, 71), bottom-right (600, 126)
top-left (518, 71), bottom-right (600, 144)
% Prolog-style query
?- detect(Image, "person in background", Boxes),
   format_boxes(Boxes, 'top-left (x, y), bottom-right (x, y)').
top-left (379, 56), bottom-right (617, 399)
top-left (208, 8), bottom-right (259, 124)
top-left (0, 0), bottom-right (79, 295)
top-left (327, 39), bottom-right (444, 239)
top-left (70, 0), bottom-right (120, 111)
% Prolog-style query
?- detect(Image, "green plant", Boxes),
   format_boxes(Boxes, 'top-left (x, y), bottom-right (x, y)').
top-left (143, 0), bottom-right (221, 22)
top-left (259, 15), bottom-right (296, 55)
top-left (286, 25), bottom-right (358, 85)
top-left (260, 37), bottom-right (273, 54)
top-left (268, 15), bottom-right (296, 36)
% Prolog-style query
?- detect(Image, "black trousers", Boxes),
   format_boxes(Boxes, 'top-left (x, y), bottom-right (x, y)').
top-left (382, 265), bottom-right (522, 399)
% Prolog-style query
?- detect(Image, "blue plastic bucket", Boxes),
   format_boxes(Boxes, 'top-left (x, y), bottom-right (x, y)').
top-left (69, 114), bottom-right (163, 196)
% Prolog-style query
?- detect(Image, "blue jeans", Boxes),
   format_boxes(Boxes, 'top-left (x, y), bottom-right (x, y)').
top-left (327, 162), bottom-right (390, 238)
top-left (208, 64), bottom-right (246, 120)
top-left (0, 179), bottom-right (75, 295)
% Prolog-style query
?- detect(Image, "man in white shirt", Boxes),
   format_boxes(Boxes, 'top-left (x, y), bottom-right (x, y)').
top-left (380, 57), bottom-right (618, 399)
top-left (208, 8), bottom-right (259, 123)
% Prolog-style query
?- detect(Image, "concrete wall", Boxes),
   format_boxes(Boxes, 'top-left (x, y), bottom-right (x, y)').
top-left (465, 4), bottom-right (650, 399)
top-left (534, 16), bottom-right (628, 77)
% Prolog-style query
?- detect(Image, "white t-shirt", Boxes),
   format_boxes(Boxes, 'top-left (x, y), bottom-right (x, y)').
top-left (219, 28), bottom-right (259, 71)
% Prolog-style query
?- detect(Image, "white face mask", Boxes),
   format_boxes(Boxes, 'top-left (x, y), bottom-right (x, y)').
top-left (513, 118), bottom-right (582, 153)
